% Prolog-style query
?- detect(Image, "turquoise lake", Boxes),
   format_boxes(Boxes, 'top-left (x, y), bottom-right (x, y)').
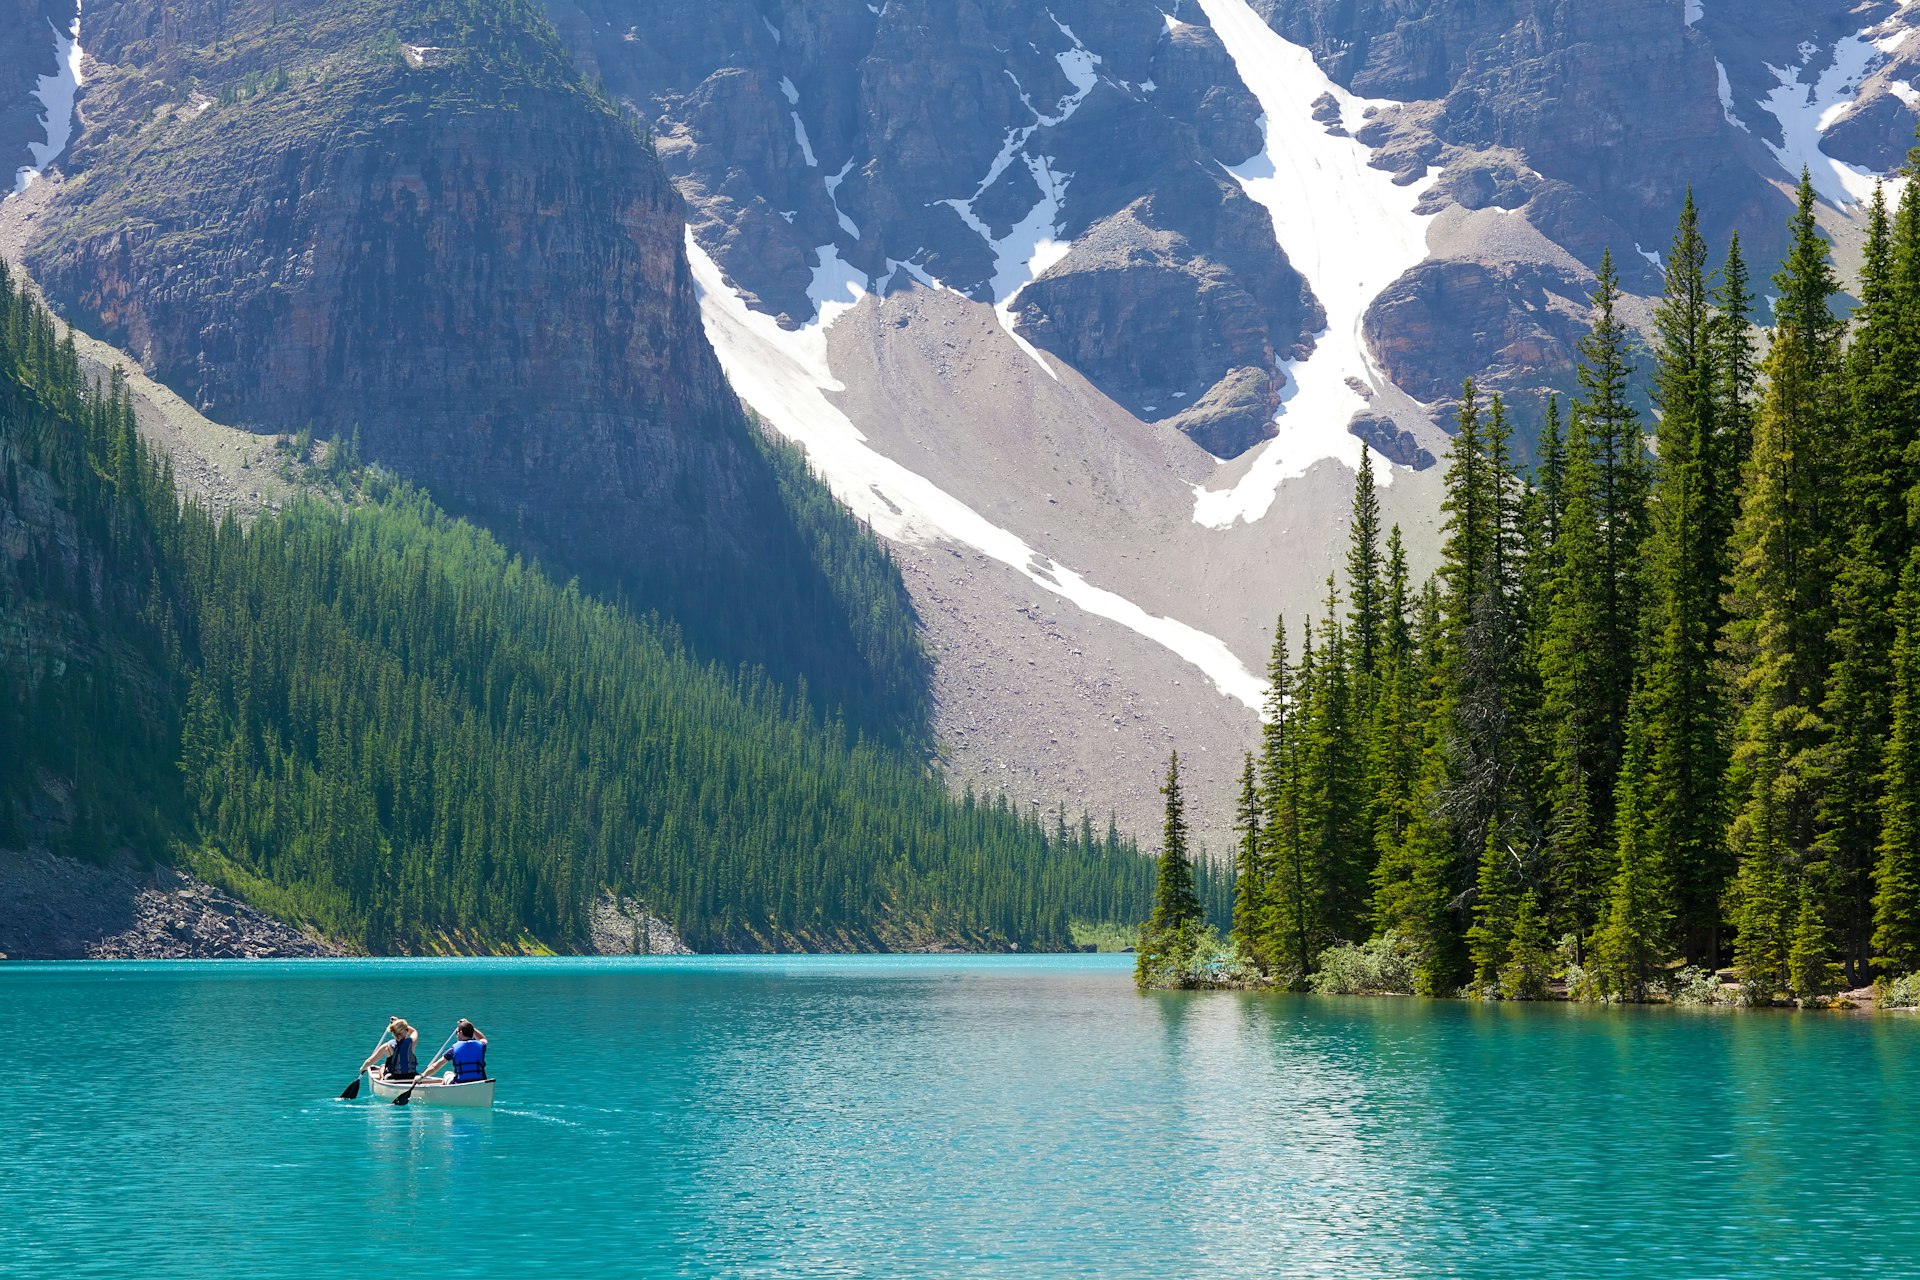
top-left (2, 954), bottom-right (1914, 1278)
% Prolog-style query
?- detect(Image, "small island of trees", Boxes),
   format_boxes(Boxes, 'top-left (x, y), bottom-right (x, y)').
top-left (1141, 171), bottom-right (1920, 1007)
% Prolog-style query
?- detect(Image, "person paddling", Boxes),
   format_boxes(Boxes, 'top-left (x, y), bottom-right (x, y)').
top-left (361, 1017), bottom-right (420, 1083)
top-left (420, 1018), bottom-right (488, 1083)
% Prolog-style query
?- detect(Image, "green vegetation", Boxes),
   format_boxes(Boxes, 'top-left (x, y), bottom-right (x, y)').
top-left (1146, 170), bottom-right (1920, 1004)
top-left (0, 263), bottom-right (1170, 953)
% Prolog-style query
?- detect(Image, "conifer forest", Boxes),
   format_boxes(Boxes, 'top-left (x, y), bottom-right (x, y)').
top-left (0, 261), bottom-right (1231, 954)
top-left (1142, 173), bottom-right (1920, 1004)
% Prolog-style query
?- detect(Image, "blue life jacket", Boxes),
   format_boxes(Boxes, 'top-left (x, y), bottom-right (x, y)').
top-left (387, 1034), bottom-right (417, 1079)
top-left (447, 1038), bottom-right (486, 1082)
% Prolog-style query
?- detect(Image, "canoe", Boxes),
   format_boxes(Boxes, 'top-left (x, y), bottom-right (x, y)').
top-left (366, 1069), bottom-right (495, 1108)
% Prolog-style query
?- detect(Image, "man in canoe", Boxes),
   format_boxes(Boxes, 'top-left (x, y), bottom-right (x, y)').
top-left (420, 1018), bottom-right (488, 1083)
top-left (361, 1017), bottom-right (420, 1082)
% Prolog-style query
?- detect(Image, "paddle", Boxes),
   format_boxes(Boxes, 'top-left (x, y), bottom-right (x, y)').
top-left (339, 1029), bottom-right (386, 1100)
top-left (393, 1029), bottom-right (458, 1106)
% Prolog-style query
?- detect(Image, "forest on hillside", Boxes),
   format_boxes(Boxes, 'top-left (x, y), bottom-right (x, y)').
top-left (1142, 172), bottom-right (1920, 1005)
top-left (0, 262), bottom-right (1230, 953)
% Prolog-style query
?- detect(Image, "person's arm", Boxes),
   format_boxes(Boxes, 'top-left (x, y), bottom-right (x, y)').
top-left (359, 1038), bottom-right (395, 1073)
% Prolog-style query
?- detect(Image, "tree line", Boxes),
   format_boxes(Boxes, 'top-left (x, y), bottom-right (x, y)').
top-left (1145, 172), bottom-right (1920, 1003)
top-left (0, 259), bottom-right (1228, 952)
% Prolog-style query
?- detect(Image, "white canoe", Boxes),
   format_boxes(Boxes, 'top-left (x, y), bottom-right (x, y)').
top-left (366, 1070), bottom-right (495, 1108)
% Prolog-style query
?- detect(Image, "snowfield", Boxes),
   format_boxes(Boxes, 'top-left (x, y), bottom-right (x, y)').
top-left (1187, 0), bottom-right (1430, 529)
top-left (10, 2), bottom-right (84, 196)
top-left (1741, 4), bottom-right (1918, 208)
top-left (689, 235), bottom-right (1267, 711)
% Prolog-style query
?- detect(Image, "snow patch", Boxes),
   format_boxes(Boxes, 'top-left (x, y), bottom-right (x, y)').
top-left (687, 234), bottom-right (1266, 710)
top-left (938, 15), bottom-right (1102, 378)
top-left (763, 16), bottom-right (781, 43)
top-left (1753, 14), bottom-right (1908, 206)
top-left (1893, 79), bottom-right (1920, 108)
top-left (11, 2), bottom-right (84, 196)
top-left (825, 159), bottom-right (861, 239)
top-left (781, 77), bottom-right (818, 167)
top-left (1716, 60), bottom-right (1750, 132)
top-left (1187, 0), bottom-right (1422, 528)
top-left (1684, 0), bottom-right (1703, 27)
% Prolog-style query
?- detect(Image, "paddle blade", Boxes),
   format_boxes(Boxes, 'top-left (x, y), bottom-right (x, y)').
top-left (339, 1077), bottom-right (361, 1101)
top-left (393, 1088), bottom-right (414, 1106)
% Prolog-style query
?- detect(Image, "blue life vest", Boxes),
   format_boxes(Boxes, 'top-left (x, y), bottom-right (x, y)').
top-left (387, 1034), bottom-right (417, 1079)
top-left (447, 1038), bottom-right (486, 1082)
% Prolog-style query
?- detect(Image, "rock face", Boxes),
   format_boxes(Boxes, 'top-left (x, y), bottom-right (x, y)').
top-left (16, 0), bottom-right (920, 737)
top-left (551, 0), bottom-right (1322, 461)
top-left (1365, 258), bottom-right (1592, 420)
top-left (32, 0), bottom-right (736, 589)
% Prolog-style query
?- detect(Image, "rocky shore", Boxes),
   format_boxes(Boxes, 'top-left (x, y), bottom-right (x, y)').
top-left (0, 848), bottom-right (340, 960)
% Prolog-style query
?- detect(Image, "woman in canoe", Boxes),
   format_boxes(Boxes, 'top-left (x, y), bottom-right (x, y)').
top-left (421, 1019), bottom-right (488, 1083)
top-left (361, 1017), bottom-right (420, 1082)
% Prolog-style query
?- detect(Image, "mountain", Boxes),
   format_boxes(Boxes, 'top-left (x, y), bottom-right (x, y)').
top-left (529, 0), bottom-right (1915, 841)
top-left (0, 262), bottom-right (1203, 952)
top-left (3, 0), bottom-right (930, 744)
top-left (6, 0), bottom-right (1918, 849)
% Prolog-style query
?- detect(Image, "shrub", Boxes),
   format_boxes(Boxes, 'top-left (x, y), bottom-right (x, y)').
top-left (1878, 973), bottom-right (1920, 1009)
top-left (1666, 966), bottom-right (1731, 1005)
top-left (1308, 933), bottom-right (1418, 996)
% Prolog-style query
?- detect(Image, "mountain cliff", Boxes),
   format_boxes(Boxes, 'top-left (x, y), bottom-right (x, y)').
top-left (8, 0), bottom-right (929, 741)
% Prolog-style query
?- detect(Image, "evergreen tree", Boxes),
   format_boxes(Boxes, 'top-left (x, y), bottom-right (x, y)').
top-left (1875, 552), bottom-right (1920, 975)
top-left (1636, 191), bottom-right (1733, 966)
top-left (1365, 529), bottom-right (1422, 926)
top-left (1149, 751), bottom-right (1201, 934)
top-left (1347, 448), bottom-right (1385, 681)
top-left (1595, 697), bottom-right (1674, 999)
top-left (1499, 890), bottom-right (1556, 1001)
top-left (1138, 751), bottom-right (1203, 986)
top-left (1309, 579), bottom-right (1370, 940)
top-left (1541, 251), bottom-right (1650, 954)
top-left (1725, 172), bottom-right (1845, 1001)
top-left (1388, 385), bottom-right (1530, 992)
top-left (1816, 183), bottom-right (1915, 982)
top-left (1231, 752), bottom-right (1267, 966)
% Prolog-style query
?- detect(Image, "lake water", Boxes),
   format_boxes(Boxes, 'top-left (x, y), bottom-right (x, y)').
top-left (2, 954), bottom-right (1913, 1278)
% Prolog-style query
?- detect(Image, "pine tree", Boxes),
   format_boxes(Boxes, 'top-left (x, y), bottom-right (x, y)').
top-left (1389, 384), bottom-right (1530, 992)
top-left (1815, 182), bottom-right (1916, 982)
top-left (1725, 172), bottom-right (1845, 1001)
top-left (1595, 697), bottom-right (1674, 1000)
top-left (1231, 751), bottom-right (1267, 966)
top-left (1499, 890), bottom-right (1556, 1001)
top-left (1874, 552), bottom-right (1920, 974)
top-left (1366, 528), bottom-right (1422, 924)
top-left (1138, 751), bottom-right (1203, 986)
top-left (1347, 448), bottom-right (1384, 681)
top-left (1309, 578), bottom-right (1370, 940)
top-left (1541, 251), bottom-right (1650, 955)
top-left (1468, 813), bottom-right (1520, 991)
top-left (1637, 191), bottom-right (1732, 966)
top-left (1259, 617), bottom-right (1312, 983)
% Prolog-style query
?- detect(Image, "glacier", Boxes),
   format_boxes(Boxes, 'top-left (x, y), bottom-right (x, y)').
top-left (1187, 0), bottom-right (1426, 529)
